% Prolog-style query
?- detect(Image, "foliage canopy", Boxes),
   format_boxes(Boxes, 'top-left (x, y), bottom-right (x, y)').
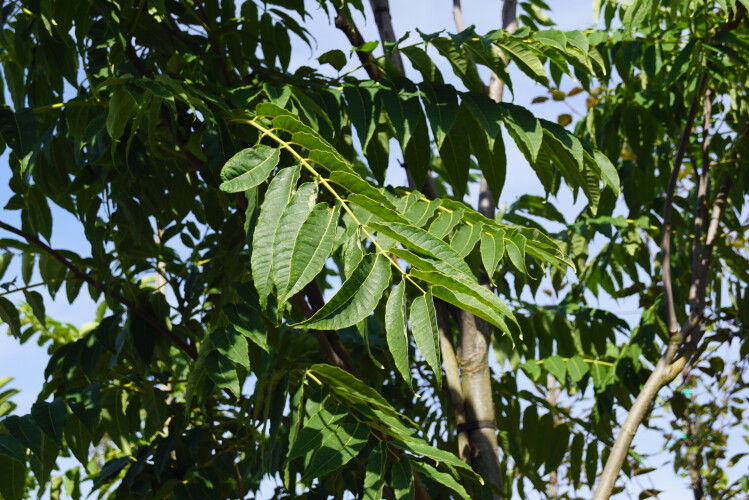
top-left (0, 0), bottom-right (748, 499)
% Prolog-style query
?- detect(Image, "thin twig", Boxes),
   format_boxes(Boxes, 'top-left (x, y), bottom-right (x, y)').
top-left (0, 220), bottom-right (197, 359)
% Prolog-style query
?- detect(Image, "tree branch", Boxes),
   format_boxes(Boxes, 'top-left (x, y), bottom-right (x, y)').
top-left (0, 220), bottom-right (197, 359)
top-left (660, 73), bottom-right (709, 337)
top-left (369, 0), bottom-right (405, 75)
top-left (334, 8), bottom-right (382, 81)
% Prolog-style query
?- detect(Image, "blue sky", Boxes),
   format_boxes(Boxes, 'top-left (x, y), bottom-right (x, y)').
top-left (1, 1), bottom-right (745, 498)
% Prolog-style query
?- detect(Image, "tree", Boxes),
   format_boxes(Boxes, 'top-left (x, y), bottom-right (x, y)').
top-left (0, 1), bottom-right (747, 500)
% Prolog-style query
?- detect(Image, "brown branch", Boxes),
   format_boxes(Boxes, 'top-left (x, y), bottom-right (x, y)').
top-left (0, 220), bottom-right (197, 359)
top-left (660, 73), bottom-right (709, 338)
top-left (334, 8), bottom-right (382, 81)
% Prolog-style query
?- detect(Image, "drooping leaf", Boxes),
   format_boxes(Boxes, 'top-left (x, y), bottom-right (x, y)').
top-left (391, 456), bottom-right (415, 500)
top-left (409, 290), bottom-right (441, 387)
top-left (251, 166), bottom-right (301, 307)
top-left (30, 398), bottom-right (67, 447)
top-left (412, 461), bottom-right (470, 500)
top-left (219, 145), bottom-right (281, 193)
top-left (0, 455), bottom-right (25, 500)
top-left (224, 303), bottom-right (269, 352)
top-left (428, 208), bottom-right (464, 239)
top-left (209, 327), bottom-right (250, 368)
top-left (106, 86), bottom-right (137, 140)
top-left (385, 280), bottom-right (411, 386)
top-left (294, 254), bottom-right (391, 330)
top-left (343, 83), bottom-right (377, 150)
top-left (419, 82), bottom-right (459, 149)
top-left (363, 442), bottom-right (387, 500)
top-left (506, 232), bottom-right (527, 274)
top-left (567, 356), bottom-right (590, 383)
top-left (280, 202), bottom-right (339, 303)
top-left (205, 351), bottom-right (241, 398)
top-left (0, 297), bottom-right (22, 338)
top-left (501, 103), bottom-right (543, 164)
top-left (480, 228), bottom-right (505, 280)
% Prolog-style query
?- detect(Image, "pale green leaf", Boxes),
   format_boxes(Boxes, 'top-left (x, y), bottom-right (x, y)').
top-left (409, 290), bottom-right (441, 388)
top-left (404, 199), bottom-right (441, 227)
top-left (593, 151), bottom-right (620, 196)
top-left (308, 364), bottom-right (397, 415)
top-left (450, 222), bottom-right (483, 257)
top-left (348, 194), bottom-right (410, 224)
top-left (252, 166), bottom-right (300, 307)
top-left (506, 233), bottom-right (527, 274)
top-left (567, 356), bottom-right (590, 383)
top-left (369, 222), bottom-right (475, 281)
top-left (329, 171), bottom-right (396, 210)
top-left (501, 103), bottom-right (543, 164)
top-left (280, 202), bottom-right (339, 303)
top-left (273, 182), bottom-right (318, 303)
top-left (496, 39), bottom-right (548, 85)
top-left (385, 280), bottom-right (411, 386)
top-left (219, 145), bottom-right (281, 193)
top-left (544, 355), bottom-right (567, 383)
top-left (480, 228), bottom-right (505, 280)
top-left (294, 254), bottom-right (391, 330)
top-left (428, 208), bottom-right (464, 239)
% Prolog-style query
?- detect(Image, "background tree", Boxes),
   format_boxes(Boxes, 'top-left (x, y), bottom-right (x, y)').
top-left (0, 1), bottom-right (747, 500)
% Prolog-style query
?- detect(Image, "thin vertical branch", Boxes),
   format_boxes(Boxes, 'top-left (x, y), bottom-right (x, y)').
top-left (369, 0), bottom-right (405, 75)
top-left (334, 7), bottom-right (382, 81)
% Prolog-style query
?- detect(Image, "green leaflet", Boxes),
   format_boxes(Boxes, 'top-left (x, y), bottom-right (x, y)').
top-left (209, 327), bottom-right (250, 368)
top-left (347, 194), bottom-right (410, 224)
top-left (431, 38), bottom-right (484, 92)
top-left (0, 435), bottom-right (25, 462)
top-left (29, 432), bottom-right (58, 495)
top-left (219, 144), bottom-right (280, 193)
top-left (279, 202), bottom-right (339, 303)
top-left (363, 443), bottom-right (387, 500)
top-left (4, 415), bottom-right (42, 455)
top-left (205, 351), bottom-right (241, 398)
top-left (450, 221), bottom-right (483, 257)
top-left (343, 84), bottom-right (377, 150)
top-left (480, 228), bottom-right (505, 280)
top-left (272, 182), bottom-right (318, 307)
top-left (224, 303), bottom-right (269, 352)
top-left (308, 364), bottom-right (398, 416)
top-left (106, 86), bottom-right (137, 140)
top-left (464, 103), bottom-right (507, 202)
top-left (385, 280), bottom-right (411, 386)
top-left (544, 355), bottom-right (567, 383)
top-left (438, 112), bottom-right (471, 199)
top-left (287, 401), bottom-right (370, 481)
top-left (411, 461), bottom-right (470, 500)
top-left (393, 437), bottom-right (477, 475)
top-left (293, 254), bottom-right (391, 330)
top-left (403, 116), bottom-right (432, 190)
top-left (0, 455), bottom-right (25, 500)
top-left (567, 356), bottom-right (590, 383)
top-left (428, 208), bottom-right (464, 239)
top-left (30, 398), bottom-right (66, 447)
top-left (379, 83), bottom-right (423, 149)
top-left (506, 232), bottom-right (528, 274)
top-left (391, 456), bottom-right (415, 500)
top-left (403, 199), bottom-right (441, 227)
top-left (592, 150), bottom-right (620, 196)
top-left (411, 270), bottom-right (515, 337)
top-left (369, 221), bottom-right (475, 281)
top-left (409, 290), bottom-right (441, 388)
top-left (329, 171), bottom-right (396, 210)
top-left (419, 82), bottom-right (459, 149)
top-left (252, 166), bottom-right (300, 307)
top-left (0, 297), bottom-right (22, 337)
top-left (501, 103), bottom-right (543, 164)
top-left (496, 38), bottom-right (548, 85)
